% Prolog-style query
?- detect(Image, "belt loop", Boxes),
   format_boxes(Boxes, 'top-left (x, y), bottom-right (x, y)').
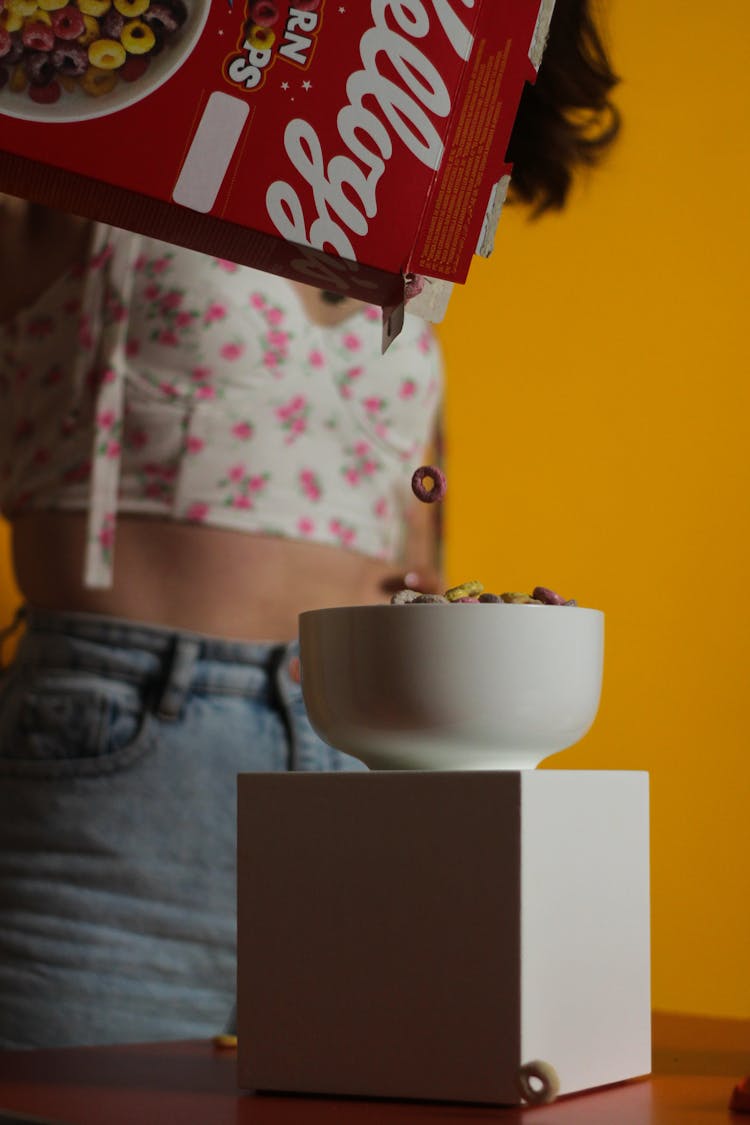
top-left (272, 640), bottom-right (301, 697)
top-left (153, 636), bottom-right (201, 721)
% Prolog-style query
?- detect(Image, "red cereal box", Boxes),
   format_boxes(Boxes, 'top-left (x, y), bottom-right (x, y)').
top-left (0, 0), bottom-right (553, 343)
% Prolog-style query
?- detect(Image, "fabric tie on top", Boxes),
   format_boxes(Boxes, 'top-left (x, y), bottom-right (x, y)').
top-left (77, 226), bottom-right (142, 589)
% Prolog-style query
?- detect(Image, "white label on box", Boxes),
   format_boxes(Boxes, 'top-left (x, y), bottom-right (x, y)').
top-left (172, 92), bottom-right (249, 214)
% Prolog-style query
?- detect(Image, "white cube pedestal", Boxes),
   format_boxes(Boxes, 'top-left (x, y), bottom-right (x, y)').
top-left (237, 770), bottom-right (650, 1105)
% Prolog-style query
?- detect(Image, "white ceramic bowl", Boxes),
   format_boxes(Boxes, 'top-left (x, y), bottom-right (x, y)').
top-left (0, 0), bottom-right (209, 123)
top-left (299, 603), bottom-right (604, 771)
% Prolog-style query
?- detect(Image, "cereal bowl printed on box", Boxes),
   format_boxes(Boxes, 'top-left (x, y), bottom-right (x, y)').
top-left (0, 0), bottom-right (209, 123)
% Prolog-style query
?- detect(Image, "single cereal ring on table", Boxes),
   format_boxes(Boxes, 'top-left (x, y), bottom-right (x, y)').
top-left (246, 23), bottom-right (275, 49)
top-left (212, 1033), bottom-right (238, 1050)
top-left (729, 1079), bottom-right (750, 1113)
top-left (120, 16), bottom-right (155, 51)
top-left (445, 579), bottom-right (483, 602)
top-left (411, 464), bottom-right (447, 504)
top-left (79, 63), bottom-right (117, 93)
top-left (248, 0), bottom-right (279, 26)
top-left (517, 1060), bottom-right (560, 1106)
top-left (88, 36), bottom-right (125, 67)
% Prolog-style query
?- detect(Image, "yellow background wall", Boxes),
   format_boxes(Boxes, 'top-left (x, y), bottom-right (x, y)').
top-left (1, 2), bottom-right (747, 1019)
top-left (0, 522), bottom-right (16, 653)
top-left (438, 2), bottom-right (750, 1018)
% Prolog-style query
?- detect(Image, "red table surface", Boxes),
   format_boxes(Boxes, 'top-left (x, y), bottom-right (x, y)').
top-left (0, 1012), bottom-right (748, 1125)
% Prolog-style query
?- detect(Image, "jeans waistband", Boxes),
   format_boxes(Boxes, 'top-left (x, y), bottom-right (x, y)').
top-left (8, 607), bottom-right (297, 720)
top-left (22, 607), bottom-right (286, 662)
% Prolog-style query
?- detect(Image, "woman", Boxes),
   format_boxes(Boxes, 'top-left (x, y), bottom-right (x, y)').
top-left (0, 0), bottom-right (620, 1047)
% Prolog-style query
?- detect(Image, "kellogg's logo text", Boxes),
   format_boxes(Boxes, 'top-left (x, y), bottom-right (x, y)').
top-left (225, 2), bottom-right (323, 92)
top-left (265, 0), bottom-right (475, 267)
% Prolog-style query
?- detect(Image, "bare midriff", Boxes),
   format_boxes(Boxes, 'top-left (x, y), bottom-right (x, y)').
top-left (11, 512), bottom-right (400, 642)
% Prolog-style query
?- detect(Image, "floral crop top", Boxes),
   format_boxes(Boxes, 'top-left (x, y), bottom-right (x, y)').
top-left (0, 224), bottom-right (443, 588)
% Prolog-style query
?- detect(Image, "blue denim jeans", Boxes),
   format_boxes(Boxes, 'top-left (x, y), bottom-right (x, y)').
top-left (0, 608), bottom-right (366, 1049)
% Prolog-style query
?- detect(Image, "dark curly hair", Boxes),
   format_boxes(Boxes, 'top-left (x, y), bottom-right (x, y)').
top-left (506, 0), bottom-right (621, 215)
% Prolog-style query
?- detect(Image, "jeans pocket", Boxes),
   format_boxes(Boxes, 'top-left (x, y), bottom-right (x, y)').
top-left (0, 668), bottom-right (155, 779)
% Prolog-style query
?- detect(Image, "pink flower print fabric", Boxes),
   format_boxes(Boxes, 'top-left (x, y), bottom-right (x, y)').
top-left (275, 395), bottom-right (310, 444)
top-left (219, 463), bottom-right (270, 510)
top-left (0, 228), bottom-right (444, 586)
